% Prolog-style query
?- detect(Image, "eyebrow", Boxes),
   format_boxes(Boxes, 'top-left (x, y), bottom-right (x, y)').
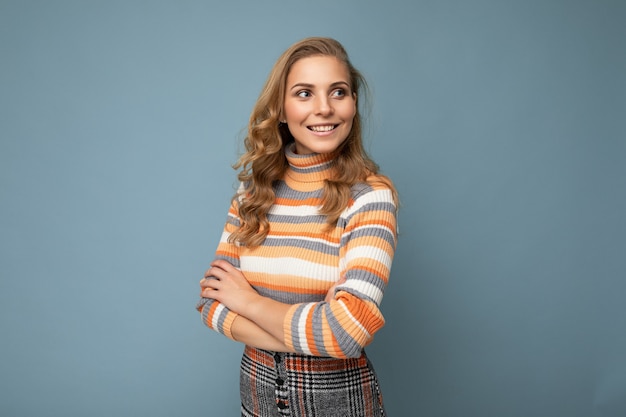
top-left (289, 81), bottom-right (351, 91)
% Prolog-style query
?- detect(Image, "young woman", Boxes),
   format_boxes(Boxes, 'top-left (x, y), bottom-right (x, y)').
top-left (197, 37), bottom-right (398, 417)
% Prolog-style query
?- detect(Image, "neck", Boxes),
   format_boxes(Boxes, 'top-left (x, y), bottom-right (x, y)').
top-left (284, 142), bottom-right (336, 191)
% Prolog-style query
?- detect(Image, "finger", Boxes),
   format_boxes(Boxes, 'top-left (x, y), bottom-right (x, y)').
top-left (207, 266), bottom-right (228, 281)
top-left (200, 287), bottom-right (218, 298)
top-left (204, 262), bottom-right (229, 278)
top-left (200, 277), bottom-right (220, 289)
top-left (210, 259), bottom-right (234, 272)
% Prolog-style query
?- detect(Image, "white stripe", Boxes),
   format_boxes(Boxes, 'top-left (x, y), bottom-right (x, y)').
top-left (211, 303), bottom-right (226, 330)
top-left (241, 256), bottom-right (339, 282)
top-left (341, 188), bottom-right (395, 218)
top-left (351, 223), bottom-right (395, 235)
top-left (269, 204), bottom-right (320, 216)
top-left (219, 230), bottom-right (231, 243)
top-left (345, 245), bottom-right (392, 268)
top-left (296, 304), bottom-right (314, 355)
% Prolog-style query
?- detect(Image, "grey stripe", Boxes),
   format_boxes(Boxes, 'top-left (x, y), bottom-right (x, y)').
top-left (350, 182), bottom-right (373, 198)
top-left (290, 163), bottom-right (332, 174)
top-left (342, 265), bottom-right (388, 293)
top-left (267, 213), bottom-right (326, 224)
top-left (289, 304), bottom-right (307, 353)
top-left (225, 215), bottom-right (240, 227)
top-left (341, 226), bottom-right (396, 249)
top-left (311, 303), bottom-right (330, 357)
top-left (261, 237), bottom-right (339, 256)
top-left (274, 182), bottom-right (324, 199)
top-left (214, 253), bottom-right (239, 267)
top-left (256, 287), bottom-right (324, 304)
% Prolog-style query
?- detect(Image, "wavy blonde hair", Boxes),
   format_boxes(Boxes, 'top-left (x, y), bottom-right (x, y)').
top-left (229, 37), bottom-right (398, 247)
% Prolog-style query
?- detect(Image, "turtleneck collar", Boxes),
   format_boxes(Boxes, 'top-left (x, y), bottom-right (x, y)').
top-left (284, 142), bottom-right (336, 191)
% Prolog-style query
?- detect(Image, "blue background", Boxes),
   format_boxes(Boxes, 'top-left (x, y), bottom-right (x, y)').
top-left (1, 0), bottom-right (625, 416)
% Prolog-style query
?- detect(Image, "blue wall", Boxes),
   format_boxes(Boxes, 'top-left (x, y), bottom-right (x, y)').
top-left (1, 1), bottom-right (624, 416)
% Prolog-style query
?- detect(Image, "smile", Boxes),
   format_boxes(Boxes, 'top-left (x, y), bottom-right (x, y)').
top-left (308, 124), bottom-right (338, 132)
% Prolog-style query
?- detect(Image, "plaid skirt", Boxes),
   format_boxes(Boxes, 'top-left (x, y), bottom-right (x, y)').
top-left (240, 346), bottom-right (387, 417)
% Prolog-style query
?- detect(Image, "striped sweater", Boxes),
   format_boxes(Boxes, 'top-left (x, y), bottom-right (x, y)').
top-left (197, 144), bottom-right (397, 359)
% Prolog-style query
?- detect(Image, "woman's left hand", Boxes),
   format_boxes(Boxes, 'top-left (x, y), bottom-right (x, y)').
top-left (200, 260), bottom-right (260, 315)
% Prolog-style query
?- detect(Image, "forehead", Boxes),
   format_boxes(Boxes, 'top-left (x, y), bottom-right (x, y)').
top-left (286, 55), bottom-right (350, 86)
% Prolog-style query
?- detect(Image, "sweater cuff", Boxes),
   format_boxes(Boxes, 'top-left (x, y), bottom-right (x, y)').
top-left (282, 303), bottom-right (301, 352)
top-left (199, 299), bottom-right (239, 341)
top-left (221, 310), bottom-right (238, 340)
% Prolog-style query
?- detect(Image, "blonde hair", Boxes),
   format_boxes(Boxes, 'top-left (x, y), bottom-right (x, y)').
top-left (230, 37), bottom-right (398, 247)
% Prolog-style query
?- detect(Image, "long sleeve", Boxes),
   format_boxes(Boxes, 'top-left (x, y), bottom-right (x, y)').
top-left (196, 200), bottom-right (241, 340)
top-left (283, 184), bottom-right (397, 358)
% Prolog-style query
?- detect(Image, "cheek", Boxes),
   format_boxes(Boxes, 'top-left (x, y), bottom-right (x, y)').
top-left (342, 102), bottom-right (357, 123)
top-left (284, 102), bottom-right (305, 123)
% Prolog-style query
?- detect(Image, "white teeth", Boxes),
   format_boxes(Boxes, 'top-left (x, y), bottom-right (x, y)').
top-left (309, 125), bottom-right (335, 132)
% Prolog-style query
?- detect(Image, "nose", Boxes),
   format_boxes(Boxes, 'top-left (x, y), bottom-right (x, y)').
top-left (314, 96), bottom-right (333, 116)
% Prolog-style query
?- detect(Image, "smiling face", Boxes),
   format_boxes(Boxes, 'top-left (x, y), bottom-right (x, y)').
top-left (283, 55), bottom-right (357, 155)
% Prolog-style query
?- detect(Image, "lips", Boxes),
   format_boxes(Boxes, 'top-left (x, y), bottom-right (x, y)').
top-left (308, 124), bottom-right (338, 132)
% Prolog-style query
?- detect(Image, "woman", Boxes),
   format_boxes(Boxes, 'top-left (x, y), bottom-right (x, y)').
top-left (197, 37), bottom-right (398, 416)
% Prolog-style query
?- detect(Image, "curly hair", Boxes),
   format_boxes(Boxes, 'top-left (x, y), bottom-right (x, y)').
top-left (229, 37), bottom-right (398, 247)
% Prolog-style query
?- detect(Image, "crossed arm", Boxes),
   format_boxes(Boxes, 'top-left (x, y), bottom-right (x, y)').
top-left (199, 260), bottom-right (344, 353)
top-left (198, 185), bottom-right (397, 357)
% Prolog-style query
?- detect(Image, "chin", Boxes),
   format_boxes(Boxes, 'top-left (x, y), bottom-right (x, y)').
top-left (296, 138), bottom-right (348, 155)
top-left (297, 144), bottom-right (333, 155)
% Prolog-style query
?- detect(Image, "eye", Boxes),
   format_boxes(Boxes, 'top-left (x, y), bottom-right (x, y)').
top-left (331, 88), bottom-right (346, 98)
top-left (296, 90), bottom-right (311, 98)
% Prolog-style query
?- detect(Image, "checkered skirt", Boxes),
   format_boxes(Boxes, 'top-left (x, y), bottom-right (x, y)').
top-left (240, 346), bottom-right (386, 417)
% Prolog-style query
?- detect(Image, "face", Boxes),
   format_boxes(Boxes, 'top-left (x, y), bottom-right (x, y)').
top-left (283, 56), bottom-right (356, 155)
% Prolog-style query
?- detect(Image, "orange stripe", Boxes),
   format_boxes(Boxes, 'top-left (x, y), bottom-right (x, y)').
top-left (275, 197), bottom-right (323, 206)
top-left (304, 306), bottom-right (321, 356)
top-left (346, 216), bottom-right (396, 234)
top-left (246, 276), bottom-right (329, 295)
